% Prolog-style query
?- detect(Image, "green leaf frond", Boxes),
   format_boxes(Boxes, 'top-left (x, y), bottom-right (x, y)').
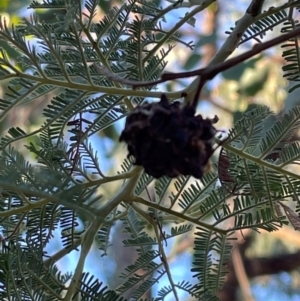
top-left (1, 0), bottom-right (300, 300)
top-left (60, 206), bottom-right (83, 249)
top-left (259, 106), bottom-right (300, 159)
top-left (281, 18), bottom-right (300, 91)
top-left (26, 202), bottom-right (61, 248)
top-left (165, 176), bottom-right (191, 208)
top-left (29, 0), bottom-right (67, 9)
top-left (116, 206), bottom-right (168, 298)
top-left (0, 242), bottom-right (66, 300)
top-left (169, 224), bottom-right (193, 238)
top-left (218, 106), bottom-right (300, 232)
top-left (96, 225), bottom-right (112, 256)
top-left (191, 229), bottom-right (232, 298)
top-left (0, 145), bottom-right (34, 184)
top-left (121, 207), bottom-right (155, 252)
top-left (279, 141), bottom-right (300, 165)
top-left (177, 173), bottom-right (219, 214)
top-left (0, 78), bottom-right (55, 122)
top-left (79, 272), bottom-right (124, 301)
top-left (119, 156), bottom-right (135, 174)
top-left (226, 9), bottom-right (288, 45)
top-left (156, 280), bottom-right (199, 301)
top-left (0, 0), bottom-right (180, 153)
top-left (119, 249), bottom-right (160, 280)
top-left (118, 270), bottom-right (163, 300)
top-left (226, 105), bottom-right (273, 151)
top-left (134, 171), bottom-right (153, 196)
top-left (131, 0), bottom-right (162, 18)
top-left (0, 127), bottom-right (28, 150)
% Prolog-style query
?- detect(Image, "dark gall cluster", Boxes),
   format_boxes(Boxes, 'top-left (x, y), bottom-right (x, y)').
top-left (120, 95), bottom-right (218, 179)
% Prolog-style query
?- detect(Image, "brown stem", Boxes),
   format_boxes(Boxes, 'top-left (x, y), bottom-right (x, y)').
top-left (133, 27), bottom-right (300, 89)
top-left (246, 0), bottom-right (265, 17)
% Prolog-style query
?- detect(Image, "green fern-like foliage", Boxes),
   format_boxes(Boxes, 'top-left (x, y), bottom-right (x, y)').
top-left (225, 9), bottom-right (288, 44)
top-left (1, 0), bottom-right (300, 300)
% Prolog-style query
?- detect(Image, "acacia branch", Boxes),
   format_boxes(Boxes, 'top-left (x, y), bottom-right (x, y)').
top-left (133, 26), bottom-right (300, 90)
top-left (63, 167), bottom-right (143, 301)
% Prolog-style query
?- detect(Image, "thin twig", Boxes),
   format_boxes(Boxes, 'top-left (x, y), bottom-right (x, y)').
top-left (63, 167), bottom-right (143, 301)
top-left (133, 26), bottom-right (300, 89)
top-left (131, 202), bottom-right (179, 301)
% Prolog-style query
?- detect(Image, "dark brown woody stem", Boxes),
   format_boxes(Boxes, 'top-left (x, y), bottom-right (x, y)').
top-left (133, 27), bottom-right (300, 91)
top-left (162, 27), bottom-right (300, 81)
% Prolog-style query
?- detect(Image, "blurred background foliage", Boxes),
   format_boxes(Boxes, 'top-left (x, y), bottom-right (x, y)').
top-left (1, 1), bottom-right (300, 301)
